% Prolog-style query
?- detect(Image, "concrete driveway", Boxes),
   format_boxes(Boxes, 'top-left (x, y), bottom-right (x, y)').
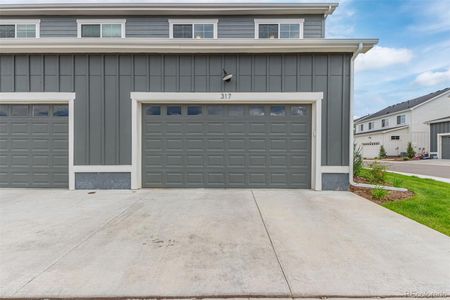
top-left (368, 159), bottom-right (450, 181)
top-left (1, 189), bottom-right (450, 298)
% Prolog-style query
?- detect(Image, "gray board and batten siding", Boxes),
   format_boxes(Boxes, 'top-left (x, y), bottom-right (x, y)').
top-left (0, 54), bottom-right (351, 171)
top-left (1, 15), bottom-right (325, 38)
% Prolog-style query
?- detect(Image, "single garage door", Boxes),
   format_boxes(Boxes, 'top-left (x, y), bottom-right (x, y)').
top-left (442, 136), bottom-right (450, 159)
top-left (142, 104), bottom-right (311, 188)
top-left (0, 104), bottom-right (69, 187)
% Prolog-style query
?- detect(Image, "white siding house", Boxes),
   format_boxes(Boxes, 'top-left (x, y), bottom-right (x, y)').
top-left (354, 88), bottom-right (450, 158)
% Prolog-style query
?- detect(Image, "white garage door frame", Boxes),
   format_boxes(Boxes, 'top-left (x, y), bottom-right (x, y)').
top-left (437, 133), bottom-right (450, 159)
top-left (130, 92), bottom-right (323, 190)
top-left (0, 92), bottom-right (76, 190)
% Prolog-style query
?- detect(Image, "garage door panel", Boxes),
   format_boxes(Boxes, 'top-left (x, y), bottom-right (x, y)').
top-left (10, 123), bottom-right (29, 134)
top-left (31, 123), bottom-right (50, 134)
top-left (248, 139), bottom-right (266, 148)
top-left (166, 139), bottom-right (183, 149)
top-left (11, 139), bottom-right (30, 150)
top-left (142, 104), bottom-right (311, 188)
top-left (0, 123), bottom-right (8, 134)
top-left (0, 104), bottom-right (68, 187)
top-left (167, 123), bottom-right (184, 133)
top-left (248, 123), bottom-right (266, 134)
top-left (228, 123), bottom-right (246, 133)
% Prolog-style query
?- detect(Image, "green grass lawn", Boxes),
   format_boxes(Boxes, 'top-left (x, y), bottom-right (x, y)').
top-left (359, 169), bottom-right (450, 236)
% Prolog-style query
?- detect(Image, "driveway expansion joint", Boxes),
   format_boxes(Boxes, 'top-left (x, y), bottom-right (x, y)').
top-left (251, 189), bottom-right (293, 298)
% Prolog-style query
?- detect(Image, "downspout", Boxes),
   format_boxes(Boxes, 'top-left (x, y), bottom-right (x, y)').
top-left (349, 43), bottom-right (407, 192)
top-left (349, 42), bottom-right (364, 188)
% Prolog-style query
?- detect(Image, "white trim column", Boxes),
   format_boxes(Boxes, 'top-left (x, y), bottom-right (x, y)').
top-left (130, 92), bottom-right (323, 190)
top-left (437, 133), bottom-right (450, 159)
top-left (0, 92), bottom-right (76, 189)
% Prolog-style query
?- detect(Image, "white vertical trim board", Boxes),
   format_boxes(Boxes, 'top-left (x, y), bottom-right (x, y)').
top-left (437, 133), bottom-right (450, 159)
top-left (130, 92), bottom-right (323, 190)
top-left (0, 92), bottom-right (76, 189)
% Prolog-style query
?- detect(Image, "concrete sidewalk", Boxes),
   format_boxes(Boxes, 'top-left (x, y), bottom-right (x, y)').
top-left (1, 189), bottom-right (450, 298)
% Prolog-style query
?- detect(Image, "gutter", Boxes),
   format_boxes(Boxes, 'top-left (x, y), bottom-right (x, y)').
top-left (348, 42), bottom-right (405, 192)
top-left (0, 38), bottom-right (378, 54)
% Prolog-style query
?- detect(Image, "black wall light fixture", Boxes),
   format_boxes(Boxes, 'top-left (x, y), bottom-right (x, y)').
top-left (222, 69), bottom-right (233, 82)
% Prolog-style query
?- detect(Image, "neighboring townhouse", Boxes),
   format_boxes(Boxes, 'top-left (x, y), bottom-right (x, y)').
top-left (0, 3), bottom-right (377, 190)
top-left (354, 88), bottom-right (450, 158)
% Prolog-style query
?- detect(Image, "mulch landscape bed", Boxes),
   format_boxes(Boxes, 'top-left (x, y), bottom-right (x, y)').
top-left (351, 177), bottom-right (415, 204)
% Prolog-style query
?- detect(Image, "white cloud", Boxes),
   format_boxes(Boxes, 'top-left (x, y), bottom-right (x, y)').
top-left (415, 68), bottom-right (450, 86)
top-left (355, 46), bottom-right (413, 72)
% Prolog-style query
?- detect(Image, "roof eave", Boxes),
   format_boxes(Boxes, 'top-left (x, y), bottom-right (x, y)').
top-left (0, 3), bottom-right (339, 16)
top-left (0, 38), bottom-right (378, 54)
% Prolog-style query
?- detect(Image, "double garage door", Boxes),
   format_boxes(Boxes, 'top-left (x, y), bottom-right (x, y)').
top-left (142, 104), bottom-right (311, 188)
top-left (0, 104), bottom-right (69, 188)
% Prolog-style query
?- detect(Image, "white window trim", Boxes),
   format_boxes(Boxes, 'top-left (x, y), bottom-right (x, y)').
top-left (77, 19), bottom-right (126, 38)
top-left (0, 19), bottom-right (40, 38)
top-left (437, 133), bottom-right (450, 159)
top-left (254, 18), bottom-right (304, 39)
top-left (168, 19), bottom-right (218, 39)
top-left (397, 114), bottom-right (406, 125)
top-left (130, 92), bottom-right (323, 191)
top-left (0, 92), bottom-right (75, 189)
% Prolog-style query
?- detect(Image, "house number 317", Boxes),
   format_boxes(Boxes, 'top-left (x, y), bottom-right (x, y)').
top-left (221, 93), bottom-right (232, 100)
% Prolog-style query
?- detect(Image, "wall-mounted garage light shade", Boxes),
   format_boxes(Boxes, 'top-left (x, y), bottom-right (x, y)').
top-left (222, 69), bottom-right (233, 82)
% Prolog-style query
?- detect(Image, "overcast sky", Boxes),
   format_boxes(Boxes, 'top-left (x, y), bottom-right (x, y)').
top-left (1, 0), bottom-right (449, 117)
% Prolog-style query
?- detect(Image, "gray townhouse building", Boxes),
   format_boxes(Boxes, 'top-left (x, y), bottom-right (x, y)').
top-left (0, 2), bottom-right (377, 190)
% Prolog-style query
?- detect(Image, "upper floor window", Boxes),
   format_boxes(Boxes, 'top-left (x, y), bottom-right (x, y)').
top-left (169, 19), bottom-right (218, 39)
top-left (368, 122), bottom-right (374, 130)
top-left (0, 19), bottom-right (40, 38)
top-left (254, 19), bottom-right (304, 39)
top-left (381, 119), bottom-right (388, 128)
top-left (397, 114), bottom-right (406, 125)
top-left (359, 124), bottom-right (364, 131)
top-left (77, 19), bottom-right (125, 38)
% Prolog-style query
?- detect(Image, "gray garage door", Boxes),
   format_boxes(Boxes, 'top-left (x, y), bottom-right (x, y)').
top-left (442, 136), bottom-right (450, 159)
top-left (0, 104), bottom-right (69, 188)
top-left (142, 104), bottom-right (311, 188)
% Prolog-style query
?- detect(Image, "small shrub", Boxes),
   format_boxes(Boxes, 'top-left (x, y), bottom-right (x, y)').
top-left (368, 162), bottom-right (386, 184)
top-left (392, 178), bottom-right (403, 187)
top-left (407, 142), bottom-right (415, 159)
top-left (403, 157), bottom-right (409, 161)
top-left (379, 145), bottom-right (387, 159)
top-left (371, 186), bottom-right (389, 200)
top-left (353, 145), bottom-right (363, 176)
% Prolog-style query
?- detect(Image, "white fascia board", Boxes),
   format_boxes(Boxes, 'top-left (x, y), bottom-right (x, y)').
top-left (0, 38), bottom-right (378, 54)
top-left (354, 125), bottom-right (409, 136)
top-left (411, 89), bottom-right (450, 111)
top-left (353, 108), bottom-right (410, 124)
top-left (0, 3), bottom-right (339, 16)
